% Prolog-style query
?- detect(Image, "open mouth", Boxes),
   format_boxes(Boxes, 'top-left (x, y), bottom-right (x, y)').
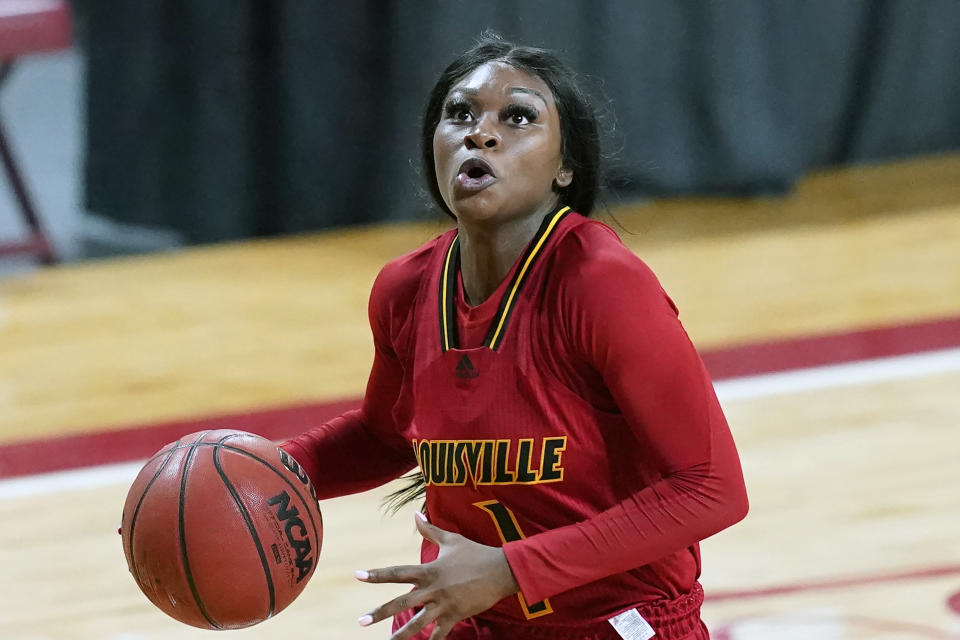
top-left (457, 158), bottom-right (497, 191)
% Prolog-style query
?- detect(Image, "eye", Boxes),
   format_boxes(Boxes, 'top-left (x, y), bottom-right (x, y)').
top-left (444, 99), bottom-right (473, 122)
top-left (504, 104), bottom-right (539, 126)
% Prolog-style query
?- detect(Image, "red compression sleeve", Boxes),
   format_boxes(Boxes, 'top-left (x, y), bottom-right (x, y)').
top-left (281, 408), bottom-right (413, 500)
top-left (281, 262), bottom-right (418, 499)
top-left (503, 226), bottom-right (749, 603)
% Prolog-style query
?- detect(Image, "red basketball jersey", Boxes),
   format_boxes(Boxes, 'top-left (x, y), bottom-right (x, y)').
top-left (283, 207), bottom-right (747, 629)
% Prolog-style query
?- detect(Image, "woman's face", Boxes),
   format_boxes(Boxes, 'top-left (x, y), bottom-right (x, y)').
top-left (432, 62), bottom-right (571, 225)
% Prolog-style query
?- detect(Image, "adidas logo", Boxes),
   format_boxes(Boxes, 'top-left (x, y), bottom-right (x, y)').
top-left (455, 354), bottom-right (479, 379)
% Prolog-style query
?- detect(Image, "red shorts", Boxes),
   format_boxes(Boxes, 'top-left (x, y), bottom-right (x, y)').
top-left (391, 583), bottom-right (708, 640)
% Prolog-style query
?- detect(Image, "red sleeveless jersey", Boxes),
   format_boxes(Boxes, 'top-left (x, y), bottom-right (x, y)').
top-left (283, 208), bottom-right (748, 628)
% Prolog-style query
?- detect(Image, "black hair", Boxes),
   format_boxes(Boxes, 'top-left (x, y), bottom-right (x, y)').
top-left (385, 33), bottom-right (602, 514)
top-left (421, 31), bottom-right (601, 219)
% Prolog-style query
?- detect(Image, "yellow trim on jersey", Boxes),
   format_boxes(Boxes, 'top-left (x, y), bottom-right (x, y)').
top-left (440, 237), bottom-right (458, 351)
top-left (438, 206), bottom-right (571, 352)
top-left (486, 206), bottom-right (570, 348)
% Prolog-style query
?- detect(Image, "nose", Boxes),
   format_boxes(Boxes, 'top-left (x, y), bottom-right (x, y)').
top-left (464, 117), bottom-right (499, 150)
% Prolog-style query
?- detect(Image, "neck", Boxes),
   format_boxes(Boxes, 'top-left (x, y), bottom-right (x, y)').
top-left (458, 201), bottom-right (558, 305)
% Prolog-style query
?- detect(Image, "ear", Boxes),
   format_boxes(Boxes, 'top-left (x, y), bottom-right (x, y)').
top-left (555, 167), bottom-right (573, 188)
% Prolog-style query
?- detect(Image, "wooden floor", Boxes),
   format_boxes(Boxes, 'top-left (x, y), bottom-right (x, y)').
top-left (1, 153), bottom-right (959, 638)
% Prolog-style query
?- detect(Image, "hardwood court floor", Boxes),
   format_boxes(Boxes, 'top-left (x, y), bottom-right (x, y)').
top-left (1, 153), bottom-right (959, 638)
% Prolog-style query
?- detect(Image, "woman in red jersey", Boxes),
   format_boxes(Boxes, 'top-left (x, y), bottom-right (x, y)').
top-left (282, 33), bottom-right (748, 640)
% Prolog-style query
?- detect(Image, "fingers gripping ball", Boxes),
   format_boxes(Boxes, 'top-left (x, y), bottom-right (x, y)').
top-left (120, 430), bottom-right (322, 629)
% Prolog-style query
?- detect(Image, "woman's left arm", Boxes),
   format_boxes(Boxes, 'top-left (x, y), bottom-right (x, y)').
top-left (502, 240), bottom-right (749, 604)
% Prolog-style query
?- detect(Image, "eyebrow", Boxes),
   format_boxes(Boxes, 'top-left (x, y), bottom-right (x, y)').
top-left (508, 87), bottom-right (548, 102)
top-left (453, 86), bottom-right (548, 104)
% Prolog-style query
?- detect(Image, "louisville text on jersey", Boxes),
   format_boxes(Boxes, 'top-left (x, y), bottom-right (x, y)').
top-left (411, 437), bottom-right (566, 487)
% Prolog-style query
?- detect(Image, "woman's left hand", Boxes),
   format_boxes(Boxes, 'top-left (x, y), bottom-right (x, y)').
top-left (355, 511), bottom-right (520, 640)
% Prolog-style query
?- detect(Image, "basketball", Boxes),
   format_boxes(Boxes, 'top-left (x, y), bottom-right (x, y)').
top-left (120, 430), bottom-right (323, 629)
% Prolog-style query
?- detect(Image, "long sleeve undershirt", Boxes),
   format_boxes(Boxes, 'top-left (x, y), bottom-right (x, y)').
top-left (281, 248), bottom-right (424, 499)
top-left (282, 221), bottom-right (748, 606)
top-left (501, 222), bottom-right (748, 603)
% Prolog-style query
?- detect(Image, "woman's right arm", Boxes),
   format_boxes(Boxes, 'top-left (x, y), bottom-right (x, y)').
top-left (281, 261), bottom-right (418, 499)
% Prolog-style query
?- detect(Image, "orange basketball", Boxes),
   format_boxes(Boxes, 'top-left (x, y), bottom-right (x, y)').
top-left (120, 430), bottom-right (322, 629)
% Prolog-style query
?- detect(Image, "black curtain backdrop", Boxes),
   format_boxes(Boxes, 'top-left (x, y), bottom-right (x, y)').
top-left (82, 1), bottom-right (960, 243)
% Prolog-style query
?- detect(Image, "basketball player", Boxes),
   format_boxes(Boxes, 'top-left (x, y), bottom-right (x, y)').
top-left (282, 33), bottom-right (748, 640)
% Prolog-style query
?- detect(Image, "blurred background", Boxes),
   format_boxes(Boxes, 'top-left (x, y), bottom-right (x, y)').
top-left (3, 0), bottom-right (959, 263)
top-left (2, 1), bottom-right (960, 639)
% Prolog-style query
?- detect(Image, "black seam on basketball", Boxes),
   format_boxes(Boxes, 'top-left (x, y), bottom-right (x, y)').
top-left (136, 440), bottom-right (321, 562)
top-left (142, 441), bottom-right (196, 466)
top-left (127, 437), bottom-right (183, 591)
top-left (212, 435), bottom-right (276, 619)
top-left (214, 444), bottom-right (321, 564)
top-left (215, 434), bottom-right (322, 570)
top-left (439, 235), bottom-right (460, 351)
top-left (142, 442), bottom-right (233, 465)
top-left (178, 430), bottom-right (221, 629)
top-left (139, 439), bottom-right (183, 464)
top-left (484, 207), bottom-right (570, 350)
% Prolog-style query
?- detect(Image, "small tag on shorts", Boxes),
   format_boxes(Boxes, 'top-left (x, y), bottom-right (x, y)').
top-left (608, 608), bottom-right (655, 640)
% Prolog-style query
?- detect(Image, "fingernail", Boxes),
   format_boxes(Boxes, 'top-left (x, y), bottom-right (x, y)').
top-left (415, 511), bottom-right (428, 522)
top-left (358, 614), bottom-right (373, 626)
top-left (354, 569), bottom-right (369, 580)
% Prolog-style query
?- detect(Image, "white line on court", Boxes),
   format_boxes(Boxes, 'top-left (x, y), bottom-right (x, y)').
top-left (2, 347), bottom-right (959, 501)
top-left (713, 347), bottom-right (960, 401)
top-left (0, 460), bottom-right (143, 500)
top-left (719, 609), bottom-right (845, 639)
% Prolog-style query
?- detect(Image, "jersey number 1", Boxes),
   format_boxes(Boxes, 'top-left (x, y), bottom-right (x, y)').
top-left (473, 500), bottom-right (554, 619)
